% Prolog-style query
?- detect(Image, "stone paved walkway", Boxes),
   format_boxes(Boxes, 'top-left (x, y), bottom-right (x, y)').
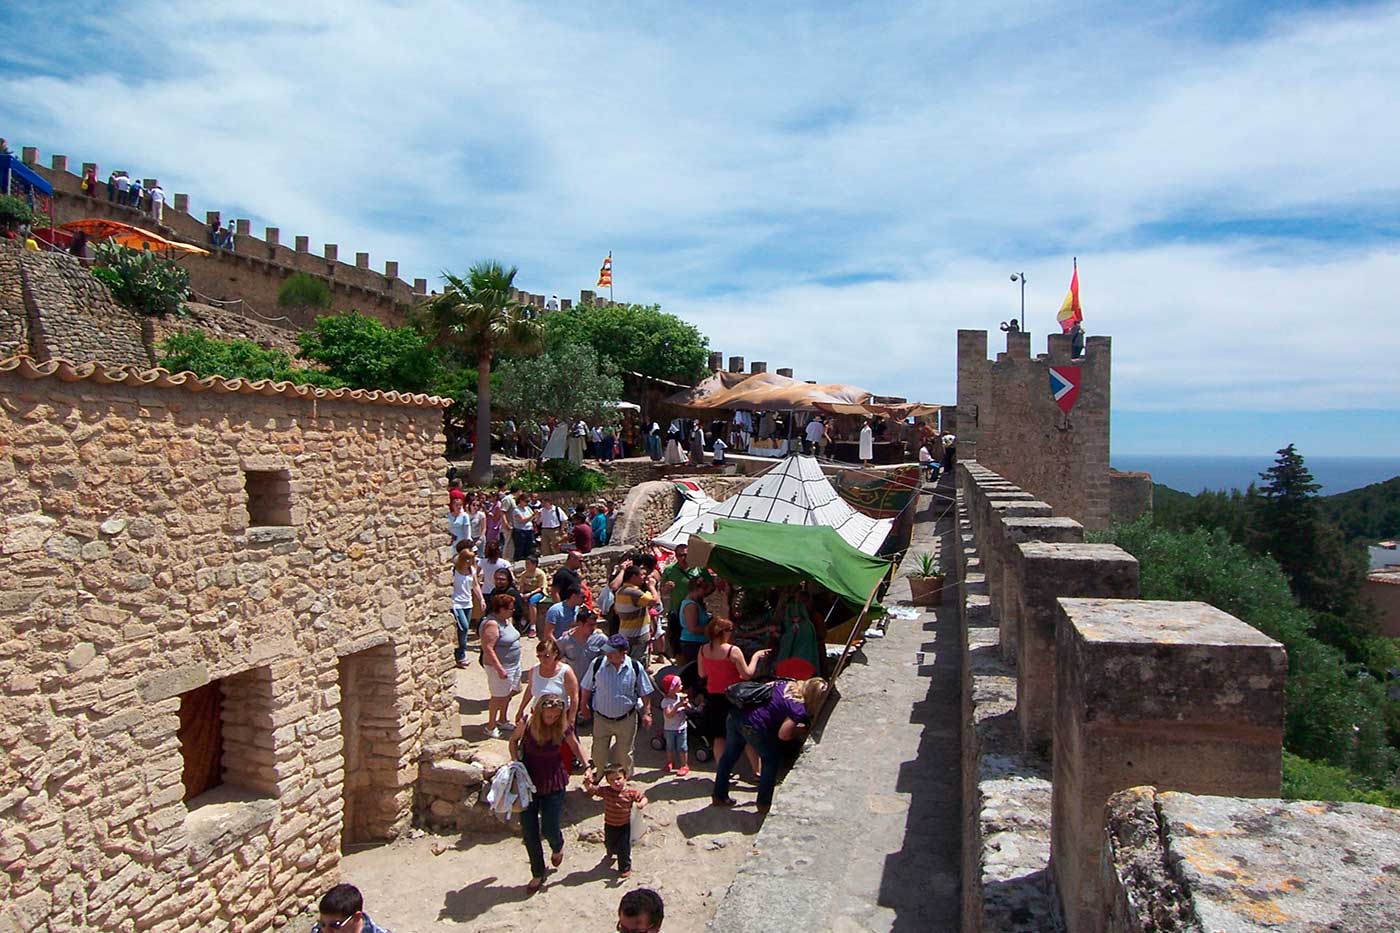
top-left (709, 492), bottom-right (961, 931)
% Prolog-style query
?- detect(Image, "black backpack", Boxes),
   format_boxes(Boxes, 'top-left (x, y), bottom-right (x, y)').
top-left (725, 679), bottom-right (781, 711)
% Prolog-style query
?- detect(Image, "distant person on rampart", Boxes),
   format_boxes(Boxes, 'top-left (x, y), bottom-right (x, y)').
top-left (106, 169), bottom-right (119, 201)
top-left (1069, 321), bottom-right (1086, 358)
top-left (127, 176), bottom-right (143, 209)
top-left (81, 164), bottom-right (98, 198)
top-left (148, 182), bottom-right (165, 224)
top-left (545, 293), bottom-right (560, 311)
top-left (941, 433), bottom-right (957, 475)
top-left (617, 888), bottom-right (665, 932)
top-left (112, 170), bottom-right (130, 204)
top-left (312, 882), bottom-right (391, 932)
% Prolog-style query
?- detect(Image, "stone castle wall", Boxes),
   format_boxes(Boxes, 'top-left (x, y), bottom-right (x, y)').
top-left (0, 361), bottom-right (454, 931)
top-left (23, 148), bottom-right (424, 327)
top-left (956, 329), bottom-right (1112, 529)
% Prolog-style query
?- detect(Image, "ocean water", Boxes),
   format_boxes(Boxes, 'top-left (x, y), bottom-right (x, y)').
top-left (1112, 455), bottom-right (1400, 496)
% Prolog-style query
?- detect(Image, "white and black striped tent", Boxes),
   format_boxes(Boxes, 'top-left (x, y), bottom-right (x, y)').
top-left (652, 455), bottom-right (892, 555)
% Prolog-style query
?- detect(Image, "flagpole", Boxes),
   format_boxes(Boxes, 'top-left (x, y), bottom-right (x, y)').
top-left (609, 251), bottom-right (613, 303)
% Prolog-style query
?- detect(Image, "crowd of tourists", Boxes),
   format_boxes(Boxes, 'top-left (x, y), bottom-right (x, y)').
top-left (88, 169), bottom-right (168, 224)
top-left (445, 483), bottom-right (830, 894)
top-left (447, 481), bottom-right (618, 560)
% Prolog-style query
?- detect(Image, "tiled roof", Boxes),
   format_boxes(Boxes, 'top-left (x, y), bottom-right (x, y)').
top-left (0, 355), bottom-right (453, 410)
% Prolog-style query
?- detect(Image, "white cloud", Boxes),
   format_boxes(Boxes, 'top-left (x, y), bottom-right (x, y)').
top-left (2, 0), bottom-right (1398, 417)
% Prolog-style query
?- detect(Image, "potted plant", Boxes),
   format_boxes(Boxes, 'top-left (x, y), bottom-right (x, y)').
top-left (908, 552), bottom-right (944, 606)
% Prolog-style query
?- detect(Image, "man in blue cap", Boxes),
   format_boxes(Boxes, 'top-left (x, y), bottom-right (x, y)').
top-left (579, 633), bottom-right (655, 777)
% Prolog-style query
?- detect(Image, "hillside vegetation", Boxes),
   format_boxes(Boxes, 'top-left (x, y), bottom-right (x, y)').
top-left (1106, 446), bottom-right (1400, 806)
top-left (1318, 475), bottom-right (1400, 544)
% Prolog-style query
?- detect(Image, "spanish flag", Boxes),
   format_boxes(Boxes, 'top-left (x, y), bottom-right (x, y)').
top-left (596, 253), bottom-right (612, 289)
top-left (1056, 259), bottom-right (1082, 333)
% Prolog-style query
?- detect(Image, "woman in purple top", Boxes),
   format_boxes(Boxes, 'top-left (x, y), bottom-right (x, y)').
top-left (509, 694), bottom-right (571, 891)
top-left (711, 678), bottom-right (830, 813)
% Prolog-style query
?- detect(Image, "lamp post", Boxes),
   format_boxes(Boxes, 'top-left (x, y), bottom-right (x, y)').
top-left (1009, 272), bottom-right (1026, 331)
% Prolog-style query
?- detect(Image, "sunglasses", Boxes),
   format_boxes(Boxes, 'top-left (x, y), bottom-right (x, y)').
top-left (318, 913), bottom-right (360, 931)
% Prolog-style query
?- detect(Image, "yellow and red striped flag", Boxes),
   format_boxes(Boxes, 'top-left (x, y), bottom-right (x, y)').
top-left (596, 253), bottom-right (612, 289)
top-left (1056, 260), bottom-right (1082, 333)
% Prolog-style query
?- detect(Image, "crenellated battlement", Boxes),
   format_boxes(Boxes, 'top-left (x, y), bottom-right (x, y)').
top-left (955, 327), bottom-right (1112, 528)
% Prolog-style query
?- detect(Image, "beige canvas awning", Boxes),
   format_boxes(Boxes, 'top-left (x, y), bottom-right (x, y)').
top-left (665, 370), bottom-right (875, 413)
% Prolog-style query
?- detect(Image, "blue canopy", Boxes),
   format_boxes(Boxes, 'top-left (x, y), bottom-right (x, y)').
top-left (0, 153), bottom-right (54, 198)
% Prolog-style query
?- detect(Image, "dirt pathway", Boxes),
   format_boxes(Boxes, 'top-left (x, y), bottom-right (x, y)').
top-left (333, 638), bottom-right (760, 931)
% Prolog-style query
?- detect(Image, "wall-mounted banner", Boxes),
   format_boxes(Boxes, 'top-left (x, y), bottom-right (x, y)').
top-left (1049, 365), bottom-right (1082, 414)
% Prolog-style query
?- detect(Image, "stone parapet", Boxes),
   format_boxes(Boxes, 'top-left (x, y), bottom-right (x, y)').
top-left (995, 517), bottom-right (1083, 663)
top-left (1103, 787), bottom-right (1400, 932)
top-left (956, 485), bottom-right (1063, 932)
top-left (1051, 599), bottom-right (1286, 932)
top-left (1013, 543), bottom-right (1140, 752)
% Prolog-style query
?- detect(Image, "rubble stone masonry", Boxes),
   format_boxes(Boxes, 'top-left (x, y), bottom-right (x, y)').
top-left (0, 363), bottom-right (455, 930)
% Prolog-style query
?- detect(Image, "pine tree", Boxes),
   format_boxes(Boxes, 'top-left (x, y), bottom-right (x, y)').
top-left (1253, 443), bottom-right (1322, 601)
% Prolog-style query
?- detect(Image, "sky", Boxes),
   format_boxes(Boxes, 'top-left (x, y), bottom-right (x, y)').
top-left (2, 0), bottom-right (1398, 457)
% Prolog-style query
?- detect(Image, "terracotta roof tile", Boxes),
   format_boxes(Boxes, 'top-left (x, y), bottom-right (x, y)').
top-left (0, 355), bottom-right (452, 410)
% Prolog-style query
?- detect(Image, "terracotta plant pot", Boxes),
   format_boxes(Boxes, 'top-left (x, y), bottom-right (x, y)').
top-left (908, 573), bottom-right (944, 607)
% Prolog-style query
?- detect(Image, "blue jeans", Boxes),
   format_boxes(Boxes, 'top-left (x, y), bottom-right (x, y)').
top-left (664, 727), bottom-right (688, 755)
top-left (520, 790), bottom-right (565, 879)
top-left (512, 528), bottom-right (535, 559)
top-left (452, 608), bottom-right (471, 662)
top-left (712, 710), bottom-right (783, 807)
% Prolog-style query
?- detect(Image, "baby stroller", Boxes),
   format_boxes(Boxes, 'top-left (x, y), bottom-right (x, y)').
top-left (648, 661), bottom-right (714, 763)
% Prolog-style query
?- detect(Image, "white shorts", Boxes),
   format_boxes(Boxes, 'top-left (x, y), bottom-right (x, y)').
top-left (487, 665), bottom-right (521, 699)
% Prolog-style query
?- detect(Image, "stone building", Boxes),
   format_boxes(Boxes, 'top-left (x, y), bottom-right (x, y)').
top-left (0, 356), bottom-right (454, 930)
top-left (956, 328), bottom-right (1118, 529)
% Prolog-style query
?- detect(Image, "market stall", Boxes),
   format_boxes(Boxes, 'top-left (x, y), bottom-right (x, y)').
top-left (689, 519), bottom-right (892, 682)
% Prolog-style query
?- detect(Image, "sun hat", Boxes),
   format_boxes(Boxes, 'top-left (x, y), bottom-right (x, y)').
top-left (604, 633), bottom-right (629, 653)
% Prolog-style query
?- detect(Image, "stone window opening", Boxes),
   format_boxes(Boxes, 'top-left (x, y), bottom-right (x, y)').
top-left (244, 468), bottom-right (292, 527)
top-left (178, 666), bottom-right (279, 813)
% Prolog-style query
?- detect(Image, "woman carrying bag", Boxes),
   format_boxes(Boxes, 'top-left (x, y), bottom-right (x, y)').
top-left (508, 695), bottom-right (571, 893)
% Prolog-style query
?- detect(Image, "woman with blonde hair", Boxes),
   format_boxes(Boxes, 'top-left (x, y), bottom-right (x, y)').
top-left (509, 694), bottom-right (570, 892)
top-left (711, 677), bottom-right (829, 814)
top-left (481, 592), bottom-right (523, 738)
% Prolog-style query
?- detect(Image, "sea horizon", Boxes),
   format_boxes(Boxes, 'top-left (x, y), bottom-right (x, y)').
top-left (1111, 454), bottom-right (1400, 496)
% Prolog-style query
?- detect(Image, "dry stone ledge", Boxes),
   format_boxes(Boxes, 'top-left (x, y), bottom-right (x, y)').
top-left (1051, 599), bottom-right (1287, 933)
top-left (1103, 786), bottom-right (1400, 933)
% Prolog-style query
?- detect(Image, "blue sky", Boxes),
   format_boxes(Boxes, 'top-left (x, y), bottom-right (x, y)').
top-left (2, 0), bottom-right (1398, 456)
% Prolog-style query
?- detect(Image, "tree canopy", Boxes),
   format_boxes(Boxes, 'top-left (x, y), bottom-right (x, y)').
top-left (297, 312), bottom-right (440, 393)
top-left (158, 330), bottom-right (342, 387)
top-left (543, 302), bottom-right (709, 384)
top-left (418, 260), bottom-right (545, 481)
top-left (494, 343), bottom-right (624, 427)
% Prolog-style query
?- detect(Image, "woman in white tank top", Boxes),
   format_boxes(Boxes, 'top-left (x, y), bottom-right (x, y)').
top-left (513, 636), bottom-right (586, 766)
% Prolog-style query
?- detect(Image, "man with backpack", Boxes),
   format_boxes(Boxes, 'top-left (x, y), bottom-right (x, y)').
top-left (579, 634), bottom-right (655, 777)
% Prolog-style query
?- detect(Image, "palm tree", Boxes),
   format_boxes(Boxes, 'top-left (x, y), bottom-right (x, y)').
top-left (420, 261), bottom-right (544, 483)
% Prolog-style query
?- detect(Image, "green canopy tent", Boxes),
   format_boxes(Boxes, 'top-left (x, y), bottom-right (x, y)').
top-left (690, 519), bottom-right (893, 681)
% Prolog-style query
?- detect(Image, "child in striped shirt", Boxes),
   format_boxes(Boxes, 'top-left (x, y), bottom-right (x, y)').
top-left (584, 765), bottom-right (649, 877)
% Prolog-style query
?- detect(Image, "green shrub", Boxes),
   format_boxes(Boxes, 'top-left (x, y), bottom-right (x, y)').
top-left (511, 459), bottom-right (611, 493)
top-left (0, 194), bottom-right (34, 231)
top-left (276, 272), bottom-right (333, 309)
top-left (92, 240), bottom-right (190, 317)
top-left (1283, 752), bottom-right (1400, 808)
top-left (297, 312), bottom-right (440, 391)
top-left (159, 330), bottom-right (343, 387)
